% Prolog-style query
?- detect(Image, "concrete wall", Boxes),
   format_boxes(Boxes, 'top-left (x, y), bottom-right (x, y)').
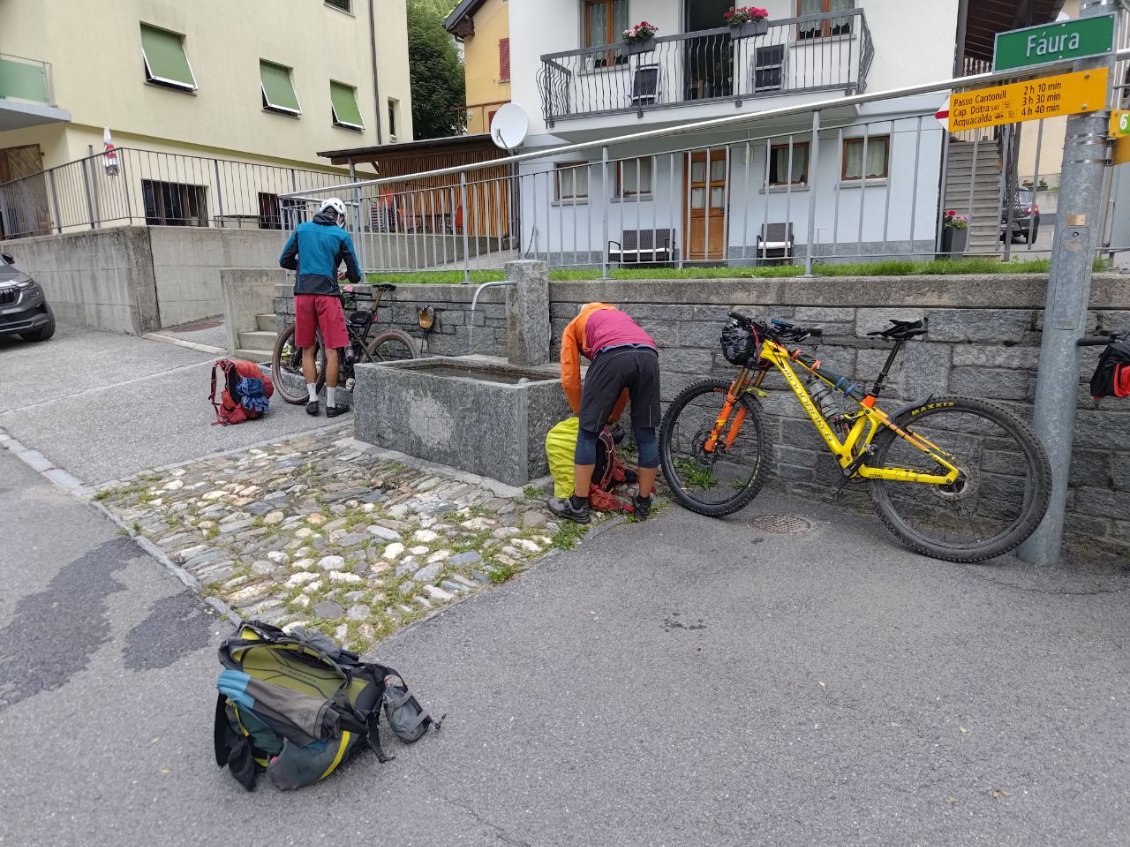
top-left (2, 225), bottom-right (284, 332)
top-left (222, 267), bottom-right (284, 355)
top-left (0, 226), bottom-right (158, 333)
top-left (276, 274), bottom-right (1130, 553)
top-left (150, 227), bottom-right (281, 327)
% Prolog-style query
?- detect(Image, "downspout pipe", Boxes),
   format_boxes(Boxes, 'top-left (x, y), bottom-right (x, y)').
top-left (369, 0), bottom-right (385, 144)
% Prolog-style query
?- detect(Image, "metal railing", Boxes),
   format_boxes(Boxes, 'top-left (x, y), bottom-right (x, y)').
top-left (536, 9), bottom-right (873, 126)
top-left (0, 53), bottom-right (54, 105)
top-left (0, 147), bottom-right (365, 240)
top-left (277, 50), bottom-right (1130, 278)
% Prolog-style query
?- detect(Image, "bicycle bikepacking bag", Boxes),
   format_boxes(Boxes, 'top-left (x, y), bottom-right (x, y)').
top-left (210, 359), bottom-right (274, 425)
top-left (544, 417), bottom-right (637, 512)
top-left (1090, 338), bottom-right (1130, 399)
top-left (213, 620), bottom-right (440, 791)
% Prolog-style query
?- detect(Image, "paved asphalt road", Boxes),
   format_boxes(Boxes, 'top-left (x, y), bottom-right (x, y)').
top-left (4, 325), bottom-right (1130, 844)
top-left (0, 323), bottom-right (338, 486)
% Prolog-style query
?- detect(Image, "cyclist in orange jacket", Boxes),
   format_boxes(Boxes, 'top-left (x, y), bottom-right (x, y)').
top-left (549, 302), bottom-right (660, 524)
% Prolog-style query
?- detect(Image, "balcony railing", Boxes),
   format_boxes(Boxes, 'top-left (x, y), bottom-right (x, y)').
top-left (0, 53), bottom-right (54, 105)
top-left (536, 9), bottom-right (872, 126)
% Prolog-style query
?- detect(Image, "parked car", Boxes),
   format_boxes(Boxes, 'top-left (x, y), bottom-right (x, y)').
top-left (1001, 188), bottom-right (1040, 243)
top-left (0, 252), bottom-right (55, 342)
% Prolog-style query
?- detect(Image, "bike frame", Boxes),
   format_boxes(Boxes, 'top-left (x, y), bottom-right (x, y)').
top-left (708, 337), bottom-right (960, 485)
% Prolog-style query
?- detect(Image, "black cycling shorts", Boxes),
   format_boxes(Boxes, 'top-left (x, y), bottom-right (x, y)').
top-left (579, 346), bottom-right (661, 433)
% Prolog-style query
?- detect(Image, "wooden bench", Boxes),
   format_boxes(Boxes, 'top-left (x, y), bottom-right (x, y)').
top-left (608, 229), bottom-right (676, 265)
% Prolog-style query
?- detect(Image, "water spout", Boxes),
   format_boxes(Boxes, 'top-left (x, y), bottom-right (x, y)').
top-left (468, 279), bottom-right (514, 355)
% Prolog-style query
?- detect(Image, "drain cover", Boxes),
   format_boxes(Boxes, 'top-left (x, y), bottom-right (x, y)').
top-left (748, 514), bottom-right (812, 534)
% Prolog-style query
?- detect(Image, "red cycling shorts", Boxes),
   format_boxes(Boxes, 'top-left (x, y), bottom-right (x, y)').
top-left (294, 294), bottom-right (349, 349)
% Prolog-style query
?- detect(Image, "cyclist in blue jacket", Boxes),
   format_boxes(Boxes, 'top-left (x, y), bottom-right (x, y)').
top-left (279, 198), bottom-right (361, 417)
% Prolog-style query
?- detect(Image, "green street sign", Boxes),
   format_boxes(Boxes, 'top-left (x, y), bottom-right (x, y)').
top-left (994, 14), bottom-right (1115, 72)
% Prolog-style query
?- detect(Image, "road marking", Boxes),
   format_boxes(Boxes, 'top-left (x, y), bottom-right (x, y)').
top-left (0, 359), bottom-right (214, 415)
top-left (142, 332), bottom-right (226, 355)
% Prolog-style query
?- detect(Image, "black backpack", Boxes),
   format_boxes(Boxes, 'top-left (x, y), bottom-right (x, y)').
top-left (213, 621), bottom-right (440, 791)
top-left (1090, 338), bottom-right (1130, 399)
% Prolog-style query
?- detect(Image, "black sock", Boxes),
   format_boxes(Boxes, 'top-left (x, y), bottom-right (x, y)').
top-left (569, 494), bottom-right (589, 509)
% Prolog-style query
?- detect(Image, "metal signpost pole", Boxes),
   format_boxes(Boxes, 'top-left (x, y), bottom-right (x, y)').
top-left (1018, 0), bottom-right (1117, 565)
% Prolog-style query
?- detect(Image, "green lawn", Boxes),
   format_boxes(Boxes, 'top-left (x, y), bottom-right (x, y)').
top-left (364, 256), bottom-right (1075, 286)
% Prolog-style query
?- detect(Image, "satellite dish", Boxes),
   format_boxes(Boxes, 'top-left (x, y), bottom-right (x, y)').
top-left (490, 103), bottom-right (529, 152)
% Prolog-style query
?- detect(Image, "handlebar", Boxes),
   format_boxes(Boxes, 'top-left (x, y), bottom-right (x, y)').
top-left (1077, 331), bottom-right (1127, 347)
top-left (728, 310), bottom-right (822, 344)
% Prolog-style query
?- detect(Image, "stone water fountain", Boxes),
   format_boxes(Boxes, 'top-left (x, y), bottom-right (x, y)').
top-left (353, 261), bottom-right (571, 486)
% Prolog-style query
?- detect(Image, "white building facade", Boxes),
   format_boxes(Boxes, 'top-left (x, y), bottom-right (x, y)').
top-left (505, 0), bottom-right (967, 266)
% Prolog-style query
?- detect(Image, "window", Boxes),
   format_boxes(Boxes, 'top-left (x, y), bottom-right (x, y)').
top-left (140, 24), bottom-right (197, 91)
top-left (387, 97), bottom-right (399, 140)
top-left (754, 45), bottom-right (786, 93)
top-left (499, 38), bottom-right (511, 82)
top-left (142, 179), bottom-right (207, 226)
top-left (797, 0), bottom-right (852, 39)
top-left (841, 136), bottom-right (890, 181)
top-left (555, 163), bottom-right (589, 202)
top-left (260, 61), bottom-right (300, 115)
top-left (325, 0), bottom-right (352, 12)
top-left (616, 157), bottom-right (653, 197)
top-left (769, 142), bottom-right (809, 186)
top-left (584, 0), bottom-right (629, 48)
top-left (331, 81), bottom-right (364, 129)
top-left (258, 193), bottom-right (282, 229)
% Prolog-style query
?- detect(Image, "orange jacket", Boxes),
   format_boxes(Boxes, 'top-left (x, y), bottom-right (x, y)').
top-left (560, 302), bottom-right (629, 421)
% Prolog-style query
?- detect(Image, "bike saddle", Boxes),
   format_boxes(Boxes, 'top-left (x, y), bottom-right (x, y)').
top-left (374, 283), bottom-right (397, 292)
top-left (868, 319), bottom-right (927, 341)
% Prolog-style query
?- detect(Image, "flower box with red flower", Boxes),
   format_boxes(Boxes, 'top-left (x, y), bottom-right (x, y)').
top-left (724, 5), bottom-right (769, 37)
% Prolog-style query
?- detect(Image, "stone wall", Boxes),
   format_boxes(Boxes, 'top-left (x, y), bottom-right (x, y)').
top-left (275, 274), bottom-right (1130, 552)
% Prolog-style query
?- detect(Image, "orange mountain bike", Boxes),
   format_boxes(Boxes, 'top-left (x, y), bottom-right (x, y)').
top-left (659, 311), bottom-right (1052, 563)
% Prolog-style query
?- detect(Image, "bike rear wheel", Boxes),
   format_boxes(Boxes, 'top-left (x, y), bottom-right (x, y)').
top-left (868, 396), bottom-right (1051, 563)
top-left (659, 378), bottom-right (770, 517)
top-left (366, 329), bottom-right (416, 362)
top-left (271, 325), bottom-right (324, 405)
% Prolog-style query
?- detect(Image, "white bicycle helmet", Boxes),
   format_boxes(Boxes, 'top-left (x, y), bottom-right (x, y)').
top-left (319, 197), bottom-right (347, 224)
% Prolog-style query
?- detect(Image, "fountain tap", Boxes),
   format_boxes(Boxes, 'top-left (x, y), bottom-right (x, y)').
top-left (468, 279), bottom-right (514, 355)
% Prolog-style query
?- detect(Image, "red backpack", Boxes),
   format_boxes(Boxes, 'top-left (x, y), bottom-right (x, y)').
top-left (210, 359), bottom-right (274, 425)
top-left (1090, 338), bottom-right (1130, 400)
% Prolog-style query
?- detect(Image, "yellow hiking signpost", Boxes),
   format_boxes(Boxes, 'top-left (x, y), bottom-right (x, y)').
top-left (943, 67), bottom-right (1109, 133)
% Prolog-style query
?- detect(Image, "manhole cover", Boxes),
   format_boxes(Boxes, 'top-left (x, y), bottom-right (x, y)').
top-left (748, 514), bottom-right (812, 534)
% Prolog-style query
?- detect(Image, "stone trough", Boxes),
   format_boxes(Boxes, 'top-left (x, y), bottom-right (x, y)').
top-left (353, 356), bottom-right (570, 486)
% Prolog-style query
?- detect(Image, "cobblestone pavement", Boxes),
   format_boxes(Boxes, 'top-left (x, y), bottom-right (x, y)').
top-left (95, 425), bottom-right (622, 654)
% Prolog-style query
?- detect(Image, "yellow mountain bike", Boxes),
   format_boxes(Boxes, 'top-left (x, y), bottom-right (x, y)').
top-left (659, 311), bottom-right (1052, 563)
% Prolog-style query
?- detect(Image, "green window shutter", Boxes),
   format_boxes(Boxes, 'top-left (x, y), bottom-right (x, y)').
top-left (330, 82), bottom-right (364, 129)
top-left (140, 24), bottom-right (197, 90)
top-left (0, 57), bottom-right (50, 103)
top-left (260, 61), bottom-right (301, 114)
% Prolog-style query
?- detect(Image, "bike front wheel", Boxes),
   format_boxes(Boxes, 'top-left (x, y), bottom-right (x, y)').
top-left (271, 325), bottom-right (324, 405)
top-left (868, 396), bottom-right (1051, 563)
top-left (366, 329), bottom-right (417, 362)
top-left (659, 378), bottom-right (770, 517)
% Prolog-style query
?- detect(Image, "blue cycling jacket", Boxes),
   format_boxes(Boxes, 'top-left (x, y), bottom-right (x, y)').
top-left (279, 209), bottom-right (362, 295)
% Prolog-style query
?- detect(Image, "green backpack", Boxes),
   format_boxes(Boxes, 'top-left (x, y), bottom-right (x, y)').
top-left (213, 621), bottom-right (440, 791)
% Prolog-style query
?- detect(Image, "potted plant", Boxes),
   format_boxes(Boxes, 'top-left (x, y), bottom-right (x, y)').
top-left (940, 209), bottom-right (969, 257)
top-left (724, 5), bottom-right (770, 37)
top-left (622, 21), bottom-right (658, 55)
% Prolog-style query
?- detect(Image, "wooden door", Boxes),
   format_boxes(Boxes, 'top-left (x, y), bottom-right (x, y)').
top-left (685, 150), bottom-right (727, 260)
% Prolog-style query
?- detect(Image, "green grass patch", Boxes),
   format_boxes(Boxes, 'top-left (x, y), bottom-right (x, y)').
top-left (366, 256), bottom-right (1065, 286)
top-left (550, 521), bottom-right (588, 551)
top-left (366, 270), bottom-right (505, 285)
